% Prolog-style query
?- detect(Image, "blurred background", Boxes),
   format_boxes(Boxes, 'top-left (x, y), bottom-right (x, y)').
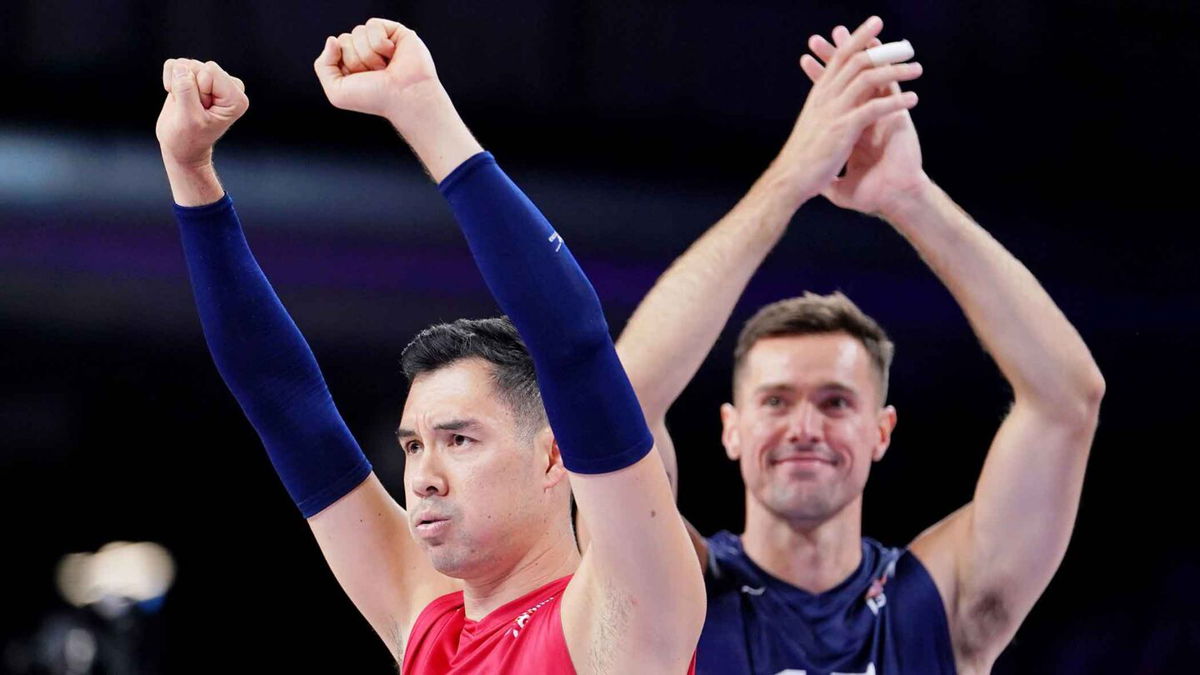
top-left (2, 1), bottom-right (1197, 673)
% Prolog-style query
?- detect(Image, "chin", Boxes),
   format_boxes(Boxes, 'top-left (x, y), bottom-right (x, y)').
top-left (427, 548), bottom-right (474, 579)
top-left (764, 486), bottom-right (841, 523)
top-left (427, 537), bottom-right (502, 580)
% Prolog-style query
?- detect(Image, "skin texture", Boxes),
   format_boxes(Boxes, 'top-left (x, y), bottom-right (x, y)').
top-left (396, 360), bottom-right (575, 583)
top-left (724, 334), bottom-right (895, 530)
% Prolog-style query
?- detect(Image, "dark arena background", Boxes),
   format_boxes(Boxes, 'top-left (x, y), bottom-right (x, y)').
top-left (2, 1), bottom-right (1197, 673)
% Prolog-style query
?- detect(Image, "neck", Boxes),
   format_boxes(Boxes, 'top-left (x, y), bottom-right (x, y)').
top-left (740, 493), bottom-right (864, 594)
top-left (460, 518), bottom-right (580, 620)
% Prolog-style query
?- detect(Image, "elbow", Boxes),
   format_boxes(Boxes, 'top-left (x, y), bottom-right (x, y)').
top-left (1028, 366), bottom-right (1106, 431)
top-left (1072, 361), bottom-right (1106, 424)
top-left (543, 314), bottom-right (613, 365)
top-left (1081, 366), bottom-right (1106, 411)
top-left (1016, 361), bottom-right (1106, 431)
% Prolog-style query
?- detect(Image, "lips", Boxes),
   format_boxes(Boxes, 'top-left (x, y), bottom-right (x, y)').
top-left (769, 451), bottom-right (837, 468)
top-left (413, 514), bottom-right (451, 539)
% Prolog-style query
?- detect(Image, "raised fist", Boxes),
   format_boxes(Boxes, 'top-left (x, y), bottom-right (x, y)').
top-left (314, 18), bottom-right (440, 121)
top-left (155, 58), bottom-right (249, 169)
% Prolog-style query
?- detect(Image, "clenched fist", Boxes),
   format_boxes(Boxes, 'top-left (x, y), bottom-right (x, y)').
top-left (313, 18), bottom-right (483, 182)
top-left (156, 58), bottom-right (249, 170)
top-left (314, 18), bottom-right (440, 124)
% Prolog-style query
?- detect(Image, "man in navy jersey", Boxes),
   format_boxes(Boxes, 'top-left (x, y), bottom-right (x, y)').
top-left (613, 17), bottom-right (1105, 674)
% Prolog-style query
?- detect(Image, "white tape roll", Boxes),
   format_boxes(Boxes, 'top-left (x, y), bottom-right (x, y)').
top-left (866, 40), bottom-right (915, 67)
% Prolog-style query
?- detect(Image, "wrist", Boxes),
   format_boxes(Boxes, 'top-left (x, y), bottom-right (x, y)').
top-left (385, 82), bottom-right (484, 183)
top-left (382, 79), bottom-right (454, 139)
top-left (161, 146), bottom-right (214, 174)
top-left (756, 160), bottom-right (820, 214)
top-left (162, 154), bottom-right (224, 207)
top-left (878, 173), bottom-right (940, 230)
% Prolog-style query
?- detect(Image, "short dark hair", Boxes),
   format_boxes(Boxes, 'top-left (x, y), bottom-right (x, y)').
top-left (401, 317), bottom-right (547, 438)
top-left (733, 292), bottom-right (895, 404)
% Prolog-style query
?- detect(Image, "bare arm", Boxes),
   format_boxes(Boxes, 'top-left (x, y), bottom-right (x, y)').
top-left (805, 28), bottom-right (1105, 670)
top-left (307, 476), bottom-right (458, 661)
top-left (159, 57), bottom-right (456, 660)
top-left (317, 21), bottom-right (704, 673)
top-left (615, 171), bottom-right (795, 490)
top-left (892, 183), bottom-right (1104, 668)
top-left (612, 17), bottom-right (922, 559)
top-left (610, 174), bottom-right (796, 565)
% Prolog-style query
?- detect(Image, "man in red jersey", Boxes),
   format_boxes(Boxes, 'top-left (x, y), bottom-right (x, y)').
top-left (156, 16), bottom-right (704, 674)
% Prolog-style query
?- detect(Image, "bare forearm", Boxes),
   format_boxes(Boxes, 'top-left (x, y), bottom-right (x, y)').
top-left (163, 157), bottom-right (225, 206)
top-left (884, 181), bottom-right (1105, 417)
top-left (900, 182), bottom-right (1104, 663)
top-left (384, 82), bottom-right (482, 183)
top-left (618, 166), bottom-right (807, 420)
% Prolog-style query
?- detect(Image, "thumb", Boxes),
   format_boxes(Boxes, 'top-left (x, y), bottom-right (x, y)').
top-left (313, 36), bottom-right (344, 98)
top-left (821, 178), bottom-right (853, 210)
top-left (171, 64), bottom-right (204, 114)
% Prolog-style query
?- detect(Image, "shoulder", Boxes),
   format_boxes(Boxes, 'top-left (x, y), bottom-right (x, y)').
top-left (864, 535), bottom-right (945, 610)
top-left (884, 545), bottom-right (956, 669)
top-left (401, 590), bottom-right (465, 662)
top-left (704, 531), bottom-right (745, 575)
top-left (890, 545), bottom-right (947, 608)
top-left (703, 532), bottom-right (745, 585)
top-left (414, 589), bottom-right (466, 623)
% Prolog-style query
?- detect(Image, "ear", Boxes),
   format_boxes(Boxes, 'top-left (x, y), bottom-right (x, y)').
top-left (720, 402), bottom-right (742, 461)
top-left (536, 426), bottom-right (570, 490)
top-left (872, 404), bottom-right (897, 462)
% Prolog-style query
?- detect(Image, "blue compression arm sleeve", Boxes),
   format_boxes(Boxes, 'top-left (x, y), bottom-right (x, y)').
top-left (439, 152), bottom-right (652, 474)
top-left (174, 195), bottom-right (371, 517)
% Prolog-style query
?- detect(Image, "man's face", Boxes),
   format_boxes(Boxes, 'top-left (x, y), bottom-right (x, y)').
top-left (397, 358), bottom-right (559, 578)
top-left (722, 333), bottom-right (896, 525)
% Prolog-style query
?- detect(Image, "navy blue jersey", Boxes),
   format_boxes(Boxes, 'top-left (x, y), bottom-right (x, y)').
top-left (697, 531), bottom-right (956, 675)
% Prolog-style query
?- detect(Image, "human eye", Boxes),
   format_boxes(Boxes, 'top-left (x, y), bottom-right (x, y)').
top-left (762, 395), bottom-right (787, 410)
top-left (822, 395), bottom-right (853, 413)
top-left (404, 440), bottom-right (423, 455)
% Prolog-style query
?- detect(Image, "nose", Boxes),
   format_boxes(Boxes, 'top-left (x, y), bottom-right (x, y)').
top-left (785, 401), bottom-right (823, 445)
top-left (408, 449), bottom-right (448, 498)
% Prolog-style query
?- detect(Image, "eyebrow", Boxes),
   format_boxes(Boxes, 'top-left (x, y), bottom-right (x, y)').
top-left (395, 418), bottom-right (481, 440)
top-left (753, 382), bottom-right (859, 396)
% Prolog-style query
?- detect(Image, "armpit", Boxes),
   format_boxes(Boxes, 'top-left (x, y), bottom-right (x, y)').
top-left (955, 588), bottom-right (1013, 665)
top-left (588, 581), bottom-right (633, 674)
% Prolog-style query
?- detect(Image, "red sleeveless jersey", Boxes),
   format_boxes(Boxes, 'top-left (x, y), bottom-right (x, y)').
top-left (402, 574), bottom-right (696, 674)
top-left (403, 575), bottom-right (575, 674)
